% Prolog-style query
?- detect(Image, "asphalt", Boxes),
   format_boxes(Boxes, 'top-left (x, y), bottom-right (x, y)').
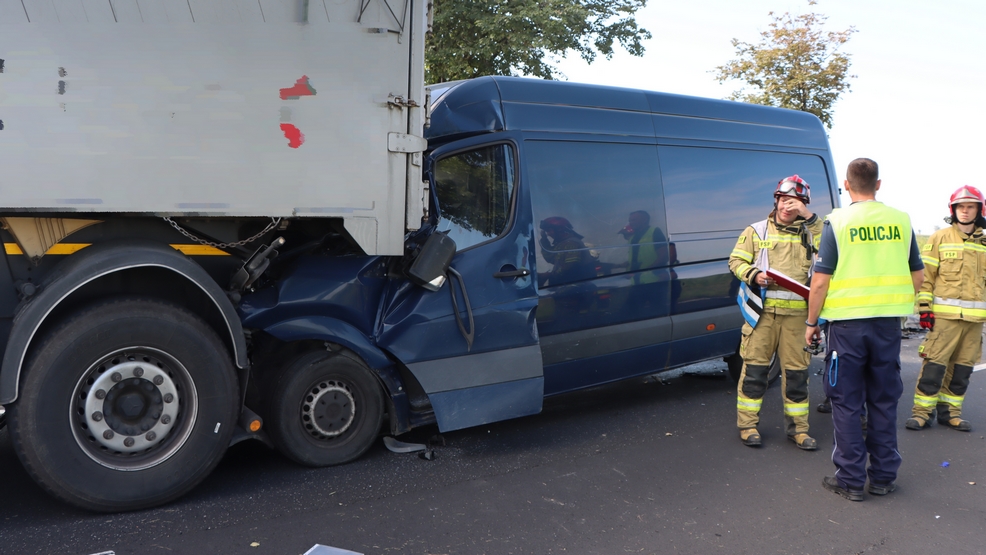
top-left (0, 328), bottom-right (984, 555)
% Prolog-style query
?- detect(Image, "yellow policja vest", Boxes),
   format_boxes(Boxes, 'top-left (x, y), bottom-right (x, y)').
top-left (820, 201), bottom-right (915, 320)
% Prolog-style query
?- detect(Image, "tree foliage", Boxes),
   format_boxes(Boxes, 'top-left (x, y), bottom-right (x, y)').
top-left (426, 0), bottom-right (651, 83)
top-left (713, 1), bottom-right (855, 128)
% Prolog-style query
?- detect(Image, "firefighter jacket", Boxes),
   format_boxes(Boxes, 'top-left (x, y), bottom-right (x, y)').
top-left (917, 224), bottom-right (986, 322)
top-left (729, 214), bottom-right (823, 316)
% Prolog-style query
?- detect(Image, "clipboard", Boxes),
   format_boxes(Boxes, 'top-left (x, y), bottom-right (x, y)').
top-left (766, 269), bottom-right (810, 300)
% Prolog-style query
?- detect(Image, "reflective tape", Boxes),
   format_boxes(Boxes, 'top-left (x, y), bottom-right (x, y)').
top-left (764, 298), bottom-right (808, 309)
top-left (731, 249), bottom-right (754, 263)
top-left (913, 394), bottom-right (937, 408)
top-left (3, 242), bottom-right (229, 256)
top-left (766, 290), bottom-right (803, 300)
top-left (737, 397), bottom-right (762, 412)
top-left (921, 256), bottom-right (939, 268)
top-left (784, 402), bottom-right (810, 417)
top-left (934, 297), bottom-right (986, 310)
top-left (938, 392), bottom-right (965, 407)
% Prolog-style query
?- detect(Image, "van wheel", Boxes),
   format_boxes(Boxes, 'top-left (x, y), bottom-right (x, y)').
top-left (266, 351), bottom-right (384, 467)
top-left (8, 298), bottom-right (238, 512)
top-left (725, 351), bottom-right (781, 386)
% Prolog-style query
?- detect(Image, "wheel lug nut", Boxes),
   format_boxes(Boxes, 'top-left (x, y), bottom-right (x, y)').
top-left (153, 376), bottom-right (164, 386)
top-left (161, 414), bottom-right (171, 425)
top-left (124, 437), bottom-right (135, 447)
top-left (111, 372), bottom-right (123, 383)
top-left (91, 411), bottom-right (103, 422)
top-left (103, 430), bottom-right (114, 440)
top-left (163, 393), bottom-right (174, 403)
top-left (95, 389), bottom-right (107, 400)
top-left (133, 367), bottom-right (144, 378)
top-left (145, 431), bottom-right (156, 441)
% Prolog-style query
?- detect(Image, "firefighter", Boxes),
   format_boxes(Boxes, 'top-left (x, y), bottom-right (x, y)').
top-left (538, 217), bottom-right (596, 286)
top-left (729, 175), bottom-right (823, 449)
top-left (906, 185), bottom-right (986, 432)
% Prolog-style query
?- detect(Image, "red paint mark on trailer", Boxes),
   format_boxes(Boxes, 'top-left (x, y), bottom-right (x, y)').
top-left (279, 76), bottom-right (317, 100)
top-left (280, 123), bottom-right (305, 148)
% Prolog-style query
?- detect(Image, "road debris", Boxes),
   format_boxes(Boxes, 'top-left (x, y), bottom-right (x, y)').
top-left (304, 544), bottom-right (363, 555)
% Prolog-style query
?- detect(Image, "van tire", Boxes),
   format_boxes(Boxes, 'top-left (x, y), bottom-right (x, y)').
top-left (266, 351), bottom-right (384, 467)
top-left (725, 352), bottom-right (781, 386)
top-left (8, 298), bottom-right (238, 512)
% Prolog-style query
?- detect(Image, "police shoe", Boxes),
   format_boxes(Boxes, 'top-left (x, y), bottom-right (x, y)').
top-left (822, 476), bottom-right (863, 502)
top-left (867, 481), bottom-right (897, 496)
top-left (740, 428), bottom-right (761, 447)
top-left (816, 398), bottom-right (832, 413)
top-left (938, 416), bottom-right (972, 432)
top-left (788, 433), bottom-right (818, 451)
top-left (905, 416), bottom-right (932, 430)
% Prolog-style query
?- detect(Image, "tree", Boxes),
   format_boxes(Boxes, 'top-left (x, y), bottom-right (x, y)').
top-left (713, 1), bottom-right (855, 128)
top-left (426, 0), bottom-right (651, 84)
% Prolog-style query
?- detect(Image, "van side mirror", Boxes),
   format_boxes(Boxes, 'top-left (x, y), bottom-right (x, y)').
top-left (408, 232), bottom-right (456, 291)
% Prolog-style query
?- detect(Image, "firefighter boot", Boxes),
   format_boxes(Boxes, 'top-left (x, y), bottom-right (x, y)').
top-left (788, 433), bottom-right (818, 451)
top-left (905, 409), bottom-right (936, 431)
top-left (937, 407), bottom-right (972, 432)
top-left (740, 428), bottom-right (761, 447)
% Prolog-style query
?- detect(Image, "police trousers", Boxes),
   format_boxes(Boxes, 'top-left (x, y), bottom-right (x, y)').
top-left (823, 318), bottom-right (903, 490)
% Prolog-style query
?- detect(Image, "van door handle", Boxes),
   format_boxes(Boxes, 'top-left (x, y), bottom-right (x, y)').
top-left (494, 266), bottom-right (530, 279)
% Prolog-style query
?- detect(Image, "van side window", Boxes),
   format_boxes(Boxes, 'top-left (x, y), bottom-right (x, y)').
top-left (660, 147), bottom-right (832, 234)
top-left (526, 140), bottom-right (668, 287)
top-left (434, 144), bottom-right (516, 250)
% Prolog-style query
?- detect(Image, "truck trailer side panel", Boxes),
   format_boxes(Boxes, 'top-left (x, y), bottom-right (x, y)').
top-left (0, 0), bottom-right (428, 255)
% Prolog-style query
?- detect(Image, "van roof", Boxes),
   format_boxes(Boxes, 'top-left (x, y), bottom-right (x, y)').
top-left (425, 76), bottom-right (829, 150)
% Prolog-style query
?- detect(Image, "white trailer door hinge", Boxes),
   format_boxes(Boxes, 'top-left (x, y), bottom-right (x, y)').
top-left (388, 133), bottom-right (428, 153)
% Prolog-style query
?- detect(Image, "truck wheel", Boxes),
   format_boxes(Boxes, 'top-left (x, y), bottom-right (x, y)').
top-left (8, 298), bottom-right (238, 512)
top-left (267, 351), bottom-right (384, 467)
top-left (725, 352), bottom-right (781, 386)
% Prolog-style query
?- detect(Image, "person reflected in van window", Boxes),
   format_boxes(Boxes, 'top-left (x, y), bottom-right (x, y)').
top-left (728, 175), bottom-right (823, 451)
top-left (618, 210), bottom-right (669, 284)
top-left (537, 217), bottom-right (597, 287)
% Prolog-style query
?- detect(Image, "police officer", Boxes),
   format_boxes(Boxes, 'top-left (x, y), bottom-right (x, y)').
top-left (805, 158), bottom-right (924, 501)
top-left (729, 175), bottom-right (822, 450)
top-left (907, 186), bottom-right (986, 432)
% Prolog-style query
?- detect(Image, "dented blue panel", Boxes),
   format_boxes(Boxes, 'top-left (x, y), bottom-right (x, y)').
top-left (428, 376), bottom-right (543, 432)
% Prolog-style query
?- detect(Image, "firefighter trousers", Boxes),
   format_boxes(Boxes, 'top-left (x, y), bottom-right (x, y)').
top-left (737, 312), bottom-right (812, 436)
top-left (912, 318), bottom-right (983, 421)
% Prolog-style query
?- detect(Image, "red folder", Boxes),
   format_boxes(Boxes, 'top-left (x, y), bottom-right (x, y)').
top-left (766, 269), bottom-right (810, 300)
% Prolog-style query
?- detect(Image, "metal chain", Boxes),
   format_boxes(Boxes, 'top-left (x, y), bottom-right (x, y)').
top-left (163, 217), bottom-right (281, 249)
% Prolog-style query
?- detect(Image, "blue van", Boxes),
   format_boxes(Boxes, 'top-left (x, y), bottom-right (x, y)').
top-left (238, 76), bottom-right (839, 465)
top-left (0, 76), bottom-right (838, 511)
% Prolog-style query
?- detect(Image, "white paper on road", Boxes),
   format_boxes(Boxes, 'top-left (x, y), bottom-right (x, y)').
top-left (304, 545), bottom-right (363, 555)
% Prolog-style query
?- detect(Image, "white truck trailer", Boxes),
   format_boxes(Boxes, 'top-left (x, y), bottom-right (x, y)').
top-left (0, 0), bottom-right (435, 511)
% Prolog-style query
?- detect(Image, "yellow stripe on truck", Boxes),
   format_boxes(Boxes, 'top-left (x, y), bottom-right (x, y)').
top-left (4, 243), bottom-right (229, 256)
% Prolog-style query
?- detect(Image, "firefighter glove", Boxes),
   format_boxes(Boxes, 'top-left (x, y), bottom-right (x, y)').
top-left (919, 311), bottom-right (935, 330)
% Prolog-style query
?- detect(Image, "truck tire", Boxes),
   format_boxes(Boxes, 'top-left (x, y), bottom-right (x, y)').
top-left (725, 352), bottom-right (781, 386)
top-left (8, 298), bottom-right (238, 512)
top-left (266, 351), bottom-right (384, 467)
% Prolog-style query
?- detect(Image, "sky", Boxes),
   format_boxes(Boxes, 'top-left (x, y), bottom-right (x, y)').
top-left (551, 0), bottom-right (986, 234)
